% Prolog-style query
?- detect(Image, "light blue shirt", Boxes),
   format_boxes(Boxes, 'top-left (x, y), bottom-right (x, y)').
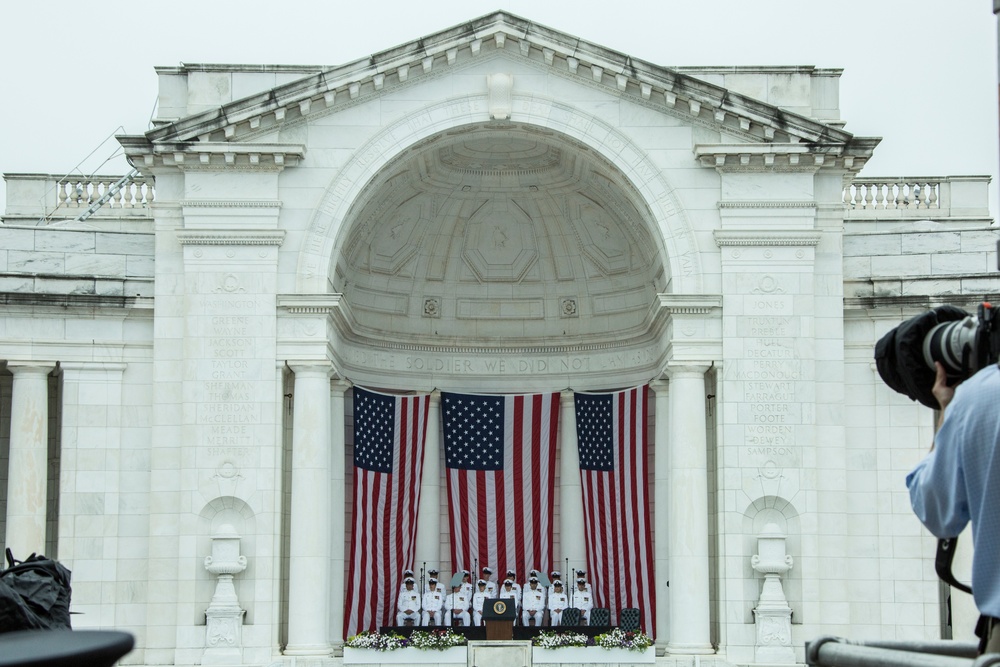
top-left (907, 364), bottom-right (1000, 617)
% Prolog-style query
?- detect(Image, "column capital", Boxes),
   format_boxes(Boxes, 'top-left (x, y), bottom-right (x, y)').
top-left (286, 361), bottom-right (335, 378)
top-left (330, 378), bottom-right (352, 394)
top-left (649, 379), bottom-right (670, 393)
top-left (5, 361), bottom-right (57, 375)
top-left (560, 388), bottom-right (575, 402)
top-left (665, 363), bottom-right (712, 380)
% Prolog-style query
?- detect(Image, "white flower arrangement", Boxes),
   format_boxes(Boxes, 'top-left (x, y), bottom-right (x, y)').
top-left (344, 630), bottom-right (408, 651)
top-left (532, 630), bottom-right (590, 649)
top-left (407, 629), bottom-right (467, 650)
top-left (593, 627), bottom-right (653, 652)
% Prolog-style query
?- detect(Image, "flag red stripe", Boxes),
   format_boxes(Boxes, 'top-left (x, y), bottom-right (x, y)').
top-left (575, 386), bottom-right (657, 636)
top-left (344, 391), bottom-right (428, 637)
top-left (443, 392), bottom-right (558, 594)
top-left (511, 395), bottom-right (525, 575)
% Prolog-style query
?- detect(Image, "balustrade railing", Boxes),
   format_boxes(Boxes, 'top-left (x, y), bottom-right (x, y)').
top-left (844, 179), bottom-right (940, 211)
top-left (56, 174), bottom-right (154, 210)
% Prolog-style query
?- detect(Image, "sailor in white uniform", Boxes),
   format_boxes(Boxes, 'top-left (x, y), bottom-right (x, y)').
top-left (505, 569), bottom-right (521, 599)
top-left (547, 579), bottom-right (569, 626)
top-left (471, 579), bottom-right (489, 626)
top-left (521, 576), bottom-right (546, 627)
top-left (444, 583), bottom-right (470, 626)
top-left (481, 567), bottom-right (497, 597)
top-left (572, 577), bottom-right (593, 624)
top-left (396, 577), bottom-right (421, 626)
top-left (421, 578), bottom-right (445, 626)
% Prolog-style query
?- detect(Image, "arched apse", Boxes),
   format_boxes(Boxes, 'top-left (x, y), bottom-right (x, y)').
top-left (296, 93), bottom-right (702, 298)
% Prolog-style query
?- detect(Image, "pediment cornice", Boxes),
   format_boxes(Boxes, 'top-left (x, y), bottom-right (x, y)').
top-left (134, 11), bottom-right (874, 167)
top-left (694, 138), bottom-right (881, 173)
top-left (119, 137), bottom-right (305, 171)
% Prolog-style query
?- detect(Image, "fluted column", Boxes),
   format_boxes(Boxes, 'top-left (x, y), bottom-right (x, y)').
top-left (285, 363), bottom-right (334, 656)
top-left (667, 365), bottom-right (714, 655)
top-left (415, 390), bottom-right (441, 570)
top-left (650, 380), bottom-right (671, 645)
top-left (559, 390), bottom-right (585, 575)
top-left (329, 379), bottom-right (350, 646)
top-left (5, 363), bottom-right (55, 556)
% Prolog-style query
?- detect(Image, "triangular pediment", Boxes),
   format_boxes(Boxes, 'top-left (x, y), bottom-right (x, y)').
top-left (124, 10), bottom-right (877, 173)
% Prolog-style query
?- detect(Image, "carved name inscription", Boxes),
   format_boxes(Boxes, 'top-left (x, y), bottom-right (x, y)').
top-left (728, 296), bottom-right (803, 467)
top-left (194, 298), bottom-right (263, 458)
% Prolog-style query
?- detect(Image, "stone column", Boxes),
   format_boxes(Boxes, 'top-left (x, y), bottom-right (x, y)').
top-left (415, 390), bottom-right (441, 571)
top-left (666, 365), bottom-right (714, 655)
top-left (329, 379), bottom-right (349, 645)
top-left (559, 390), bottom-right (585, 576)
top-left (285, 363), bottom-right (333, 656)
top-left (5, 363), bottom-right (54, 556)
top-left (650, 380), bottom-right (670, 646)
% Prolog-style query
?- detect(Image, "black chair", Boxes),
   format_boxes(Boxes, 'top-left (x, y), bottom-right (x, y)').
top-left (590, 607), bottom-right (610, 627)
top-left (619, 607), bottom-right (640, 631)
top-left (561, 607), bottom-right (580, 626)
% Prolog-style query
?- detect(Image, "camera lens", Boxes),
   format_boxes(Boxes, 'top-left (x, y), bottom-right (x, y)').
top-left (922, 316), bottom-right (979, 377)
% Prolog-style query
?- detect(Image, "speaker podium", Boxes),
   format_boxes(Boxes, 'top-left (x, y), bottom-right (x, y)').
top-left (481, 598), bottom-right (516, 641)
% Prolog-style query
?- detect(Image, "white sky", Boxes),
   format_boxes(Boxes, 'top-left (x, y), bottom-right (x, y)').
top-left (1, 0), bottom-right (997, 215)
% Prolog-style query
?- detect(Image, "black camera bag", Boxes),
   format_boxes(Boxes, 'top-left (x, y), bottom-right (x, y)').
top-left (0, 548), bottom-right (73, 632)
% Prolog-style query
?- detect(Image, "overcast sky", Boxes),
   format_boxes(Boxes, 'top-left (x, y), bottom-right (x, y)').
top-left (1, 0), bottom-right (997, 215)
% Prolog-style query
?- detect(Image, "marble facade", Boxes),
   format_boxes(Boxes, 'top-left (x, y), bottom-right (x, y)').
top-left (0, 11), bottom-right (997, 667)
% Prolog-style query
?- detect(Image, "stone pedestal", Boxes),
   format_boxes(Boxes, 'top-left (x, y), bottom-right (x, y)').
top-left (202, 525), bottom-right (248, 665)
top-left (751, 523), bottom-right (795, 664)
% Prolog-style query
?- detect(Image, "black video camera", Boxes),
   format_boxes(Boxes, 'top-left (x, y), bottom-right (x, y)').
top-left (875, 302), bottom-right (1000, 408)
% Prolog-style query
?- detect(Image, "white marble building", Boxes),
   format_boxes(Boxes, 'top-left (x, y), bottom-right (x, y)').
top-left (0, 10), bottom-right (997, 667)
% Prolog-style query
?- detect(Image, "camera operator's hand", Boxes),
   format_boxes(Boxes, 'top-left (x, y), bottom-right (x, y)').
top-left (932, 362), bottom-right (956, 436)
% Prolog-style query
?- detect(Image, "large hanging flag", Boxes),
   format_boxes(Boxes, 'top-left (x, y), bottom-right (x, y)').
top-left (442, 391), bottom-right (559, 583)
top-left (574, 385), bottom-right (656, 635)
top-left (344, 387), bottom-right (430, 637)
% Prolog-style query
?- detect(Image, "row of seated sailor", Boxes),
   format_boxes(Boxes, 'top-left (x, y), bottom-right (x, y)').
top-left (396, 576), bottom-right (594, 627)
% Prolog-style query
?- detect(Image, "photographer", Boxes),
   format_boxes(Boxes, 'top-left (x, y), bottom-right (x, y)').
top-left (906, 361), bottom-right (1000, 653)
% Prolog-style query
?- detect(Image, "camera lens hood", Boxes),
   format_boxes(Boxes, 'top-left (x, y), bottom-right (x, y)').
top-left (874, 305), bottom-right (969, 409)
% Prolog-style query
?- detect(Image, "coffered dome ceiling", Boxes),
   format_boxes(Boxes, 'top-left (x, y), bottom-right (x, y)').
top-left (333, 123), bottom-right (668, 347)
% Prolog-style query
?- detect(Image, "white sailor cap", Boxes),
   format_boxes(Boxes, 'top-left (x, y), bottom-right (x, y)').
top-left (576, 577), bottom-right (586, 584)
top-left (477, 579), bottom-right (487, 586)
top-left (503, 579), bottom-right (514, 585)
top-left (428, 578), bottom-right (438, 584)
top-left (404, 577), bottom-right (415, 584)
top-left (553, 579), bottom-right (563, 586)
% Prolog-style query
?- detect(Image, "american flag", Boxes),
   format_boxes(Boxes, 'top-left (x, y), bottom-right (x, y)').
top-left (344, 387), bottom-right (429, 637)
top-left (575, 385), bottom-right (656, 635)
top-left (442, 391), bottom-right (559, 583)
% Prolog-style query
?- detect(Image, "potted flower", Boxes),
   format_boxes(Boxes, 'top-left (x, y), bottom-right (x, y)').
top-left (343, 629), bottom-right (467, 664)
top-left (344, 630), bottom-right (407, 651)
top-left (408, 629), bottom-right (468, 650)
top-left (532, 631), bottom-right (590, 649)
top-left (593, 627), bottom-right (653, 652)
top-left (531, 627), bottom-right (655, 664)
